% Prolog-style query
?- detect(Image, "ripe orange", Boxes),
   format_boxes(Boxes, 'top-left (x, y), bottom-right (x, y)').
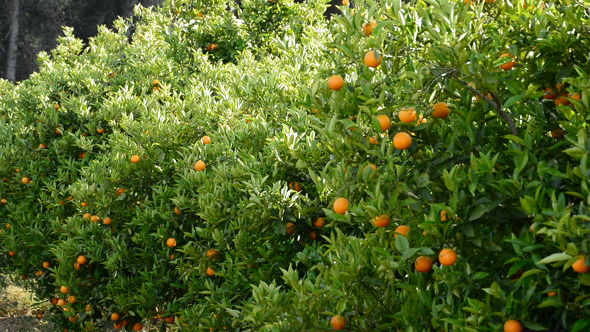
top-left (369, 136), bottom-right (379, 144)
top-left (333, 197), bottom-right (349, 215)
top-left (201, 136), bottom-right (212, 144)
top-left (60, 286), bottom-right (70, 294)
top-left (439, 248), bottom-right (457, 266)
top-left (22, 177), bottom-right (30, 184)
top-left (81, 202), bottom-right (89, 207)
top-left (153, 79), bottom-right (160, 86)
top-left (395, 225), bottom-right (410, 238)
top-left (364, 51), bottom-right (382, 68)
top-left (57, 299), bottom-right (66, 306)
top-left (504, 320), bottom-right (522, 332)
top-left (37, 313), bottom-right (43, 319)
top-left (112, 313), bottom-right (120, 321)
top-left (39, 143), bottom-right (47, 149)
top-left (415, 256), bottom-right (433, 272)
top-left (314, 217), bottom-right (326, 228)
top-left (328, 75), bottom-right (345, 91)
top-left (548, 291), bottom-right (557, 297)
top-left (97, 128), bottom-right (105, 134)
top-left (286, 222), bottom-right (296, 235)
top-left (544, 87), bottom-right (556, 99)
top-left (432, 102), bottom-right (450, 118)
top-left (393, 132), bottom-right (412, 150)
top-left (77, 255), bottom-right (87, 265)
top-left (377, 115), bottom-right (391, 132)
top-left (91, 215), bottom-right (100, 223)
top-left (165, 316), bottom-right (175, 324)
top-left (74, 262), bottom-right (81, 270)
top-left (195, 160), bottom-right (206, 171)
top-left (36, 270), bottom-right (43, 277)
top-left (206, 248), bottom-right (219, 260)
top-left (398, 108), bottom-right (417, 123)
top-left (174, 207), bottom-right (181, 215)
top-left (572, 255), bottom-right (589, 273)
top-left (133, 322), bottom-right (143, 331)
top-left (68, 296), bottom-right (76, 303)
top-left (207, 267), bottom-right (215, 276)
top-left (5, 224), bottom-right (10, 229)
top-left (69, 316), bottom-right (78, 322)
top-left (309, 231), bottom-right (318, 240)
top-left (289, 182), bottom-right (302, 192)
top-left (131, 155), bottom-right (141, 163)
top-left (8, 251), bottom-right (16, 256)
top-left (86, 304), bottom-right (92, 311)
top-left (554, 96), bottom-right (570, 106)
top-left (372, 215), bottom-right (390, 227)
top-left (114, 322), bottom-right (123, 329)
top-left (103, 217), bottom-right (112, 225)
top-left (51, 298), bottom-right (58, 305)
top-left (43, 261), bottom-right (50, 268)
top-left (1, 198), bottom-right (6, 204)
top-left (331, 315), bottom-right (346, 330)
top-left (83, 213), bottom-right (91, 220)
top-left (15, 168), bottom-right (20, 173)
top-left (572, 92), bottom-right (581, 101)
top-left (167, 238), bottom-right (177, 247)
top-left (116, 188), bottom-right (125, 196)
top-left (440, 210), bottom-right (448, 221)
top-left (363, 20), bottom-right (378, 36)
top-left (499, 53), bottom-right (516, 70)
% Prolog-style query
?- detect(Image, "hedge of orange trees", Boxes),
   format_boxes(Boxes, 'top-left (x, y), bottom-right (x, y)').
top-left (1, 0), bottom-right (590, 331)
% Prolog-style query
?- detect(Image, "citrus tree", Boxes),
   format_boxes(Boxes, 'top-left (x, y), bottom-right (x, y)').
top-left (1, 0), bottom-right (589, 331)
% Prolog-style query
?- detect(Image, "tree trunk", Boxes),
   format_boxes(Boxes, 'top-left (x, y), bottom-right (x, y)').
top-left (5, 0), bottom-right (21, 83)
top-left (123, 0), bottom-right (139, 18)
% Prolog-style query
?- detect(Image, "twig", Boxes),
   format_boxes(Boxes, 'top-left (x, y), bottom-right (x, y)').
top-left (450, 71), bottom-right (518, 136)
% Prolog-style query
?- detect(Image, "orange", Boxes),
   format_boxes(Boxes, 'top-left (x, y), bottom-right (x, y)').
top-left (1, 198), bottom-right (6, 204)
top-left (165, 316), bottom-right (175, 324)
top-left (544, 87), bottom-right (556, 100)
top-left (393, 132), bottom-right (412, 150)
top-left (207, 267), bottom-right (215, 276)
top-left (174, 207), bottom-right (181, 215)
top-left (167, 238), bottom-right (177, 247)
top-left (170, 254), bottom-right (175, 260)
top-left (377, 115), bottom-right (391, 132)
top-left (206, 248), bottom-right (219, 260)
top-left (309, 231), bottom-right (318, 240)
top-left (51, 298), bottom-right (58, 305)
top-left (91, 215), bottom-right (100, 223)
top-left (342, 0), bottom-right (349, 5)
top-left (369, 136), bottom-right (379, 144)
top-left (81, 202), bottom-right (89, 207)
top-left (504, 320), bottom-right (522, 332)
top-left (331, 315), bottom-right (346, 330)
top-left (43, 261), bottom-right (50, 268)
top-left (289, 182), bottom-right (302, 192)
top-left (286, 222), bottom-right (296, 235)
top-left (328, 75), bottom-right (345, 91)
top-left (86, 304), bottom-right (92, 311)
top-left (395, 225), bottom-right (410, 238)
top-left (201, 136), bottom-right (212, 144)
top-left (74, 262), bottom-right (81, 270)
top-left (432, 102), bottom-right (450, 118)
top-left (439, 248), bottom-right (457, 266)
top-left (22, 177), bottom-right (30, 184)
top-left (68, 296), bottom-right (76, 303)
top-left (415, 256), bottom-right (433, 272)
top-left (314, 217), bottom-right (326, 228)
top-left (37, 313), bottom-right (43, 319)
top-left (103, 217), bottom-right (112, 225)
top-left (440, 210), bottom-right (448, 221)
top-left (69, 316), bottom-right (78, 322)
top-left (499, 53), bottom-right (516, 70)
top-left (363, 20), bottom-right (378, 36)
top-left (572, 255), bottom-right (589, 273)
top-left (61, 286), bottom-right (70, 294)
top-left (333, 197), bottom-right (349, 215)
top-left (56, 128), bottom-right (63, 135)
top-left (399, 108), bottom-right (417, 123)
top-left (5, 224), bottom-right (10, 229)
top-left (36, 270), bottom-right (43, 277)
top-left (97, 128), bottom-right (105, 134)
top-left (83, 213), bottom-right (91, 220)
top-left (131, 155), bottom-right (140, 163)
top-left (112, 313), bottom-right (120, 321)
top-left (548, 291), bottom-right (557, 297)
top-left (77, 255), bottom-right (87, 265)
top-left (8, 251), bottom-right (16, 256)
top-left (153, 79), bottom-right (160, 86)
top-left (57, 299), bottom-right (66, 306)
top-left (195, 160), bottom-right (206, 171)
top-left (133, 322), bottom-right (143, 331)
top-left (364, 51), bottom-right (382, 68)
top-left (554, 96), bottom-right (570, 106)
top-left (572, 92), bottom-right (581, 101)
top-left (372, 215), bottom-right (390, 227)
top-left (114, 322), bottom-right (123, 329)
top-left (39, 143), bottom-right (47, 149)
top-left (116, 188), bottom-right (125, 196)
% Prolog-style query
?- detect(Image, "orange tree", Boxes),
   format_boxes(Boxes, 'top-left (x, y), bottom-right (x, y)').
top-left (1, 0), bottom-right (590, 331)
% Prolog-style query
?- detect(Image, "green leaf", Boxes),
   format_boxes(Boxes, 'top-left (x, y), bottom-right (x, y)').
top-left (572, 319), bottom-right (590, 332)
top-left (520, 268), bottom-right (542, 279)
top-left (580, 273), bottom-right (590, 287)
top-left (395, 235), bottom-right (409, 253)
top-left (536, 253), bottom-right (572, 265)
top-left (503, 94), bottom-right (525, 108)
top-left (504, 134), bottom-right (524, 145)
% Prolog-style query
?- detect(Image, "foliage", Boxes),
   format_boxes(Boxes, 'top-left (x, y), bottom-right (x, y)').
top-left (1, 0), bottom-right (590, 331)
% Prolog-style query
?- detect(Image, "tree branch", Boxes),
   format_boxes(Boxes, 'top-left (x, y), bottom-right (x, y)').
top-left (450, 71), bottom-right (518, 136)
